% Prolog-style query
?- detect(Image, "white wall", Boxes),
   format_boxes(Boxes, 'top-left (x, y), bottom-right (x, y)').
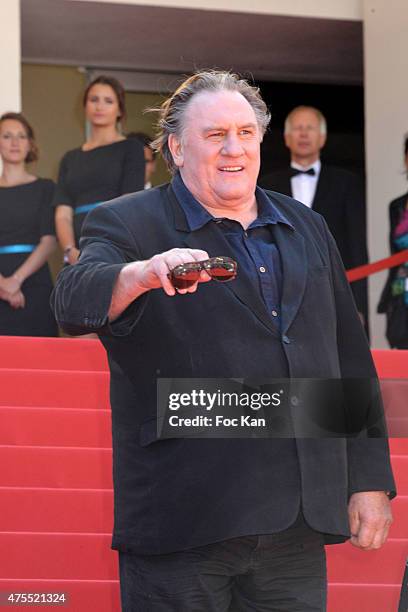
top-left (0, 0), bottom-right (21, 115)
top-left (73, 0), bottom-right (362, 20)
top-left (363, 0), bottom-right (408, 347)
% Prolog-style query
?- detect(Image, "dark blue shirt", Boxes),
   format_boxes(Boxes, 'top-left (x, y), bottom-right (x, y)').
top-left (172, 173), bottom-right (293, 325)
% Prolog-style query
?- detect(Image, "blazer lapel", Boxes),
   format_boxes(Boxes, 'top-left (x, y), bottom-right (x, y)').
top-left (273, 223), bottom-right (307, 334)
top-left (166, 185), bottom-right (279, 337)
top-left (185, 225), bottom-right (280, 338)
top-left (283, 169), bottom-right (293, 197)
top-left (312, 165), bottom-right (330, 213)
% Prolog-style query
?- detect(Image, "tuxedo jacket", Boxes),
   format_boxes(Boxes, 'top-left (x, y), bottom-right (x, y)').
top-left (51, 183), bottom-right (395, 554)
top-left (260, 165), bottom-right (368, 319)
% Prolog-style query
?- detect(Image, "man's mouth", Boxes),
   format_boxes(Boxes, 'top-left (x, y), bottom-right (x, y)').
top-left (219, 166), bottom-right (243, 172)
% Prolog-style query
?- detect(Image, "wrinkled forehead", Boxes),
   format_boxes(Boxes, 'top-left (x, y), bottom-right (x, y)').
top-left (183, 89), bottom-right (258, 130)
top-left (290, 109), bottom-right (321, 127)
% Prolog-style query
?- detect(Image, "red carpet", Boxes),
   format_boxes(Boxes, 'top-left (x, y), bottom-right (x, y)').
top-left (0, 336), bottom-right (406, 611)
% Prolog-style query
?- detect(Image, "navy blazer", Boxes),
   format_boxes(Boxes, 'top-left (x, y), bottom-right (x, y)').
top-left (51, 183), bottom-right (395, 554)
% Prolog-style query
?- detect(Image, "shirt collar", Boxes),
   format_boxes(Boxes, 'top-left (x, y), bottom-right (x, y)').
top-left (290, 159), bottom-right (321, 175)
top-left (171, 172), bottom-right (293, 231)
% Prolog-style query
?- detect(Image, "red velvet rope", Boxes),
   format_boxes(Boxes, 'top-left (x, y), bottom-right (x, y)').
top-left (346, 249), bottom-right (408, 282)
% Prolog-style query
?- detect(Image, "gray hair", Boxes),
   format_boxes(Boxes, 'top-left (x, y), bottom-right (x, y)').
top-left (150, 70), bottom-right (271, 174)
top-left (284, 106), bottom-right (327, 136)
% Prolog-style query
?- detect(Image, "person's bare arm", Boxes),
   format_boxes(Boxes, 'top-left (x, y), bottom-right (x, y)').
top-left (13, 235), bottom-right (57, 283)
top-left (55, 205), bottom-right (80, 263)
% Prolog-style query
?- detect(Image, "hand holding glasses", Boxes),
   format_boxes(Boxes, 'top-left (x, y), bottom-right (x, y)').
top-left (167, 256), bottom-right (238, 289)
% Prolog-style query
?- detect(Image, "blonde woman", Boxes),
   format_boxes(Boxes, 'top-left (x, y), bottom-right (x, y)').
top-left (0, 112), bottom-right (57, 336)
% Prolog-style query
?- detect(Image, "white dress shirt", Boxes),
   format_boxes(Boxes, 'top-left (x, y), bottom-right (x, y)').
top-left (290, 159), bottom-right (321, 208)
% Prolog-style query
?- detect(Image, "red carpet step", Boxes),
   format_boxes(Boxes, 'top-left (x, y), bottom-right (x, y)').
top-left (0, 336), bottom-right (406, 612)
top-left (0, 406), bottom-right (111, 447)
top-left (0, 369), bottom-right (109, 409)
top-left (0, 446), bottom-right (113, 488)
top-left (0, 336), bottom-right (108, 371)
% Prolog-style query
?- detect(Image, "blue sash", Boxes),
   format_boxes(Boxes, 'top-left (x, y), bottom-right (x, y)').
top-left (0, 244), bottom-right (36, 254)
top-left (74, 202), bottom-right (103, 215)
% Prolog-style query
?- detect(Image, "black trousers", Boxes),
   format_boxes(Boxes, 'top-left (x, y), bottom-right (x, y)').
top-left (118, 513), bottom-right (327, 611)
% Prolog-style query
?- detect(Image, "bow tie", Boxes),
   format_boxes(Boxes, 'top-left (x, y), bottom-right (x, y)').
top-left (290, 167), bottom-right (316, 177)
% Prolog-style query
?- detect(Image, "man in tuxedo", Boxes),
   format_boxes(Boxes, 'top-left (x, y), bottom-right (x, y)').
top-left (51, 73), bottom-right (394, 612)
top-left (127, 131), bottom-right (157, 189)
top-left (260, 106), bottom-right (369, 329)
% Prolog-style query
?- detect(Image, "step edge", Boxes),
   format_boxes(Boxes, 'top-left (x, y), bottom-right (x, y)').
top-left (0, 368), bottom-right (108, 375)
top-left (0, 486), bottom-right (113, 492)
top-left (0, 579), bottom-right (118, 583)
top-left (0, 406), bottom-right (111, 413)
top-left (0, 444), bottom-right (112, 451)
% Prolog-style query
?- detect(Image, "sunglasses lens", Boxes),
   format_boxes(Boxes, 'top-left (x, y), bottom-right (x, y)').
top-left (171, 272), bottom-right (200, 289)
top-left (206, 260), bottom-right (237, 282)
top-left (208, 268), bottom-right (236, 282)
top-left (168, 257), bottom-right (237, 288)
top-left (169, 263), bottom-right (202, 289)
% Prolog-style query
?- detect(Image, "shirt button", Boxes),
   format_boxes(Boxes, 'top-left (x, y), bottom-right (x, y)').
top-left (282, 335), bottom-right (291, 344)
top-left (271, 310), bottom-right (278, 317)
top-left (259, 266), bottom-right (266, 273)
top-left (244, 231), bottom-right (248, 238)
top-left (291, 396), bottom-right (299, 406)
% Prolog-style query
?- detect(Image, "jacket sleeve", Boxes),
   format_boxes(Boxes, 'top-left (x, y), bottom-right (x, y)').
top-left (343, 173), bottom-right (368, 316)
top-left (321, 216), bottom-right (396, 499)
top-left (50, 202), bottom-right (148, 336)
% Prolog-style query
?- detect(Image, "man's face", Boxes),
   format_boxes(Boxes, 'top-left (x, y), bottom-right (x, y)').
top-left (169, 90), bottom-right (262, 208)
top-left (284, 109), bottom-right (326, 163)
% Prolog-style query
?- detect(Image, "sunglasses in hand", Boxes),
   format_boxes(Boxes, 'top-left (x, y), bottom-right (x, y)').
top-left (167, 256), bottom-right (238, 289)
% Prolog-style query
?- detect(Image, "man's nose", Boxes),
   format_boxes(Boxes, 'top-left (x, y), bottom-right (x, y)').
top-left (222, 135), bottom-right (243, 156)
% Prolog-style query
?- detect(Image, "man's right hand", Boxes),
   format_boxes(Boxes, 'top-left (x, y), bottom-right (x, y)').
top-left (109, 248), bottom-right (211, 322)
top-left (135, 248), bottom-right (212, 296)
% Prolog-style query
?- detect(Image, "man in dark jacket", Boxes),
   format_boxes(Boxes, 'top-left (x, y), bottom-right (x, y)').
top-left (51, 72), bottom-right (394, 612)
top-left (260, 106), bottom-right (369, 331)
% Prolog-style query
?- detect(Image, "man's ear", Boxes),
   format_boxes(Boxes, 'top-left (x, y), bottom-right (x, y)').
top-left (168, 133), bottom-right (184, 168)
top-left (319, 132), bottom-right (327, 150)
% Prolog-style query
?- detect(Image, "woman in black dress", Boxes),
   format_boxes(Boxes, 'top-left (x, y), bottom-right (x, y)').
top-left (0, 112), bottom-right (57, 336)
top-left (54, 75), bottom-right (145, 265)
top-left (377, 135), bottom-right (408, 348)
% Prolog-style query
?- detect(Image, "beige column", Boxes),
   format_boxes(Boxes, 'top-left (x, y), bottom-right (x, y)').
top-left (363, 0), bottom-right (408, 347)
top-left (0, 1), bottom-right (21, 115)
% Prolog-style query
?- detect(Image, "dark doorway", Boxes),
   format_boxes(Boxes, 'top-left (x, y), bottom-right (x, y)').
top-left (257, 80), bottom-right (365, 179)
